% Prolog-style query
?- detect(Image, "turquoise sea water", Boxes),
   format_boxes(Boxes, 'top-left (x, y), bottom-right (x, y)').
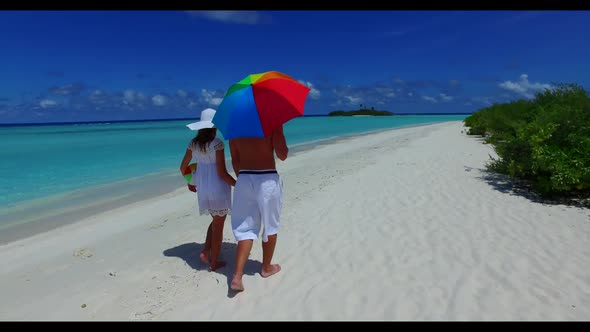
top-left (0, 115), bottom-right (466, 210)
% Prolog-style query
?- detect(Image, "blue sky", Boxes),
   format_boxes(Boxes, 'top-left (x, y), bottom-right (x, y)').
top-left (1, 10), bottom-right (589, 123)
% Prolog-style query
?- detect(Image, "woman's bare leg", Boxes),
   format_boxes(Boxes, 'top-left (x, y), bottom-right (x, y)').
top-left (200, 222), bottom-right (213, 264)
top-left (209, 215), bottom-right (227, 271)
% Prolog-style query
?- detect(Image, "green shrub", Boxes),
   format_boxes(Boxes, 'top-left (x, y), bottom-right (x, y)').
top-left (465, 83), bottom-right (590, 198)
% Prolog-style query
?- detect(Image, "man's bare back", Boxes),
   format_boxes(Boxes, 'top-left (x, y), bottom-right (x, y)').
top-left (229, 126), bottom-right (288, 174)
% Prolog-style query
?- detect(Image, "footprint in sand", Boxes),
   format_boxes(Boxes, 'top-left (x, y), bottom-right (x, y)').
top-left (73, 248), bottom-right (94, 259)
top-left (134, 310), bottom-right (154, 320)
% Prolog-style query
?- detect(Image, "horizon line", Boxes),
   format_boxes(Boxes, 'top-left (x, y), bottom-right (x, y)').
top-left (0, 112), bottom-right (473, 127)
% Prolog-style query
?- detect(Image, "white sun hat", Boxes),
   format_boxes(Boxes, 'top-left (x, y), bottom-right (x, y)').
top-left (186, 108), bottom-right (216, 131)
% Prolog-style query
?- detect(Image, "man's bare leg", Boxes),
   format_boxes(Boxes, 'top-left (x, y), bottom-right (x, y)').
top-left (200, 222), bottom-right (213, 264)
top-left (261, 234), bottom-right (281, 278)
top-left (231, 239), bottom-right (253, 291)
top-left (209, 215), bottom-right (227, 271)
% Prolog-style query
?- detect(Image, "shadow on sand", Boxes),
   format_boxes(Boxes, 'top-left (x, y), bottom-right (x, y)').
top-left (163, 242), bottom-right (262, 298)
top-left (468, 166), bottom-right (590, 209)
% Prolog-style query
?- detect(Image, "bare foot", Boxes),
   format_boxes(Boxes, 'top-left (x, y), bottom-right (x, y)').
top-left (210, 261), bottom-right (226, 271)
top-left (230, 275), bottom-right (245, 292)
top-left (199, 252), bottom-right (210, 265)
top-left (261, 264), bottom-right (281, 278)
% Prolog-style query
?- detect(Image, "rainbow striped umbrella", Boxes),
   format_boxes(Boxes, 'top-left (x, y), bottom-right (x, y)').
top-left (212, 71), bottom-right (310, 139)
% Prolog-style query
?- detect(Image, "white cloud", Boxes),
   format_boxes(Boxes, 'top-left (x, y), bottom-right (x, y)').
top-left (471, 96), bottom-right (494, 106)
top-left (298, 80), bottom-right (321, 100)
top-left (39, 99), bottom-right (58, 108)
top-left (123, 90), bottom-right (136, 104)
top-left (345, 96), bottom-right (362, 105)
top-left (498, 74), bottom-right (552, 99)
top-left (408, 92), bottom-right (413, 97)
top-left (177, 89), bottom-right (188, 97)
top-left (422, 96), bottom-right (437, 103)
top-left (186, 11), bottom-right (267, 25)
top-left (201, 89), bottom-right (223, 106)
top-left (89, 90), bottom-right (108, 104)
top-left (464, 102), bottom-right (473, 107)
top-left (439, 93), bottom-right (454, 102)
top-left (50, 82), bottom-right (86, 96)
top-left (152, 94), bottom-right (167, 106)
top-left (375, 87), bottom-right (396, 98)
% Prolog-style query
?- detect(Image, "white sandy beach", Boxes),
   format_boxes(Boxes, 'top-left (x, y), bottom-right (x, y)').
top-left (1, 121), bottom-right (590, 320)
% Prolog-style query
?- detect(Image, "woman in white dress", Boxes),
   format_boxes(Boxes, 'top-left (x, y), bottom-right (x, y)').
top-left (180, 108), bottom-right (236, 271)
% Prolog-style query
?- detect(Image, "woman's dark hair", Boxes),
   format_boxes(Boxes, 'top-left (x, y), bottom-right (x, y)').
top-left (191, 128), bottom-right (217, 153)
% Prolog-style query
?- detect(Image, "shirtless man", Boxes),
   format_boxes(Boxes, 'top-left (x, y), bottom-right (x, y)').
top-left (228, 125), bottom-right (288, 292)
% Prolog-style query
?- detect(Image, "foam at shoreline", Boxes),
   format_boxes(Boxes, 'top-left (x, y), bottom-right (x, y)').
top-left (0, 122), bottom-right (443, 244)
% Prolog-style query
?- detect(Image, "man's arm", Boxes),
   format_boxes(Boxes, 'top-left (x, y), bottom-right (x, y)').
top-left (272, 126), bottom-right (288, 161)
top-left (229, 139), bottom-right (240, 176)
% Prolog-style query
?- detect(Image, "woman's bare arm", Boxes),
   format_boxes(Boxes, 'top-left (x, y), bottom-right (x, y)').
top-left (180, 149), bottom-right (192, 174)
top-left (229, 139), bottom-right (240, 176)
top-left (216, 149), bottom-right (237, 186)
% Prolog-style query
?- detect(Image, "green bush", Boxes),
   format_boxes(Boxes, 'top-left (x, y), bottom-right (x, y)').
top-left (464, 83), bottom-right (590, 198)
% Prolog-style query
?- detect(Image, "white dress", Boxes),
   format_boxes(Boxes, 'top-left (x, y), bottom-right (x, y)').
top-left (188, 137), bottom-right (232, 216)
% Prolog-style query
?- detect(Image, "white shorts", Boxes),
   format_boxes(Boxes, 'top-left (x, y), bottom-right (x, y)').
top-left (231, 170), bottom-right (283, 242)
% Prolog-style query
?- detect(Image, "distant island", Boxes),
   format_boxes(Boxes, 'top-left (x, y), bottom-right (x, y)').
top-left (328, 105), bottom-right (394, 116)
